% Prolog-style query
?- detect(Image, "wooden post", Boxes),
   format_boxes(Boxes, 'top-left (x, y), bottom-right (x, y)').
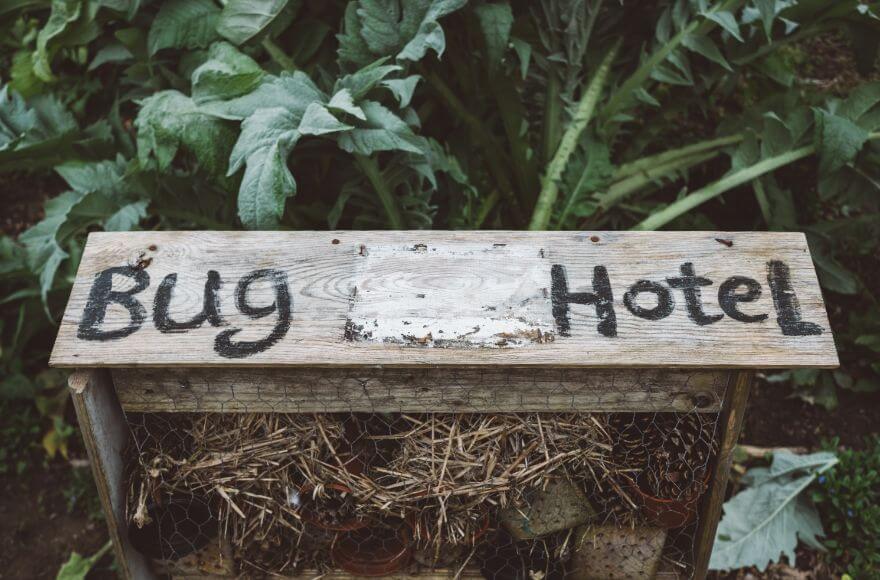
top-left (692, 370), bottom-right (754, 579)
top-left (70, 369), bottom-right (155, 580)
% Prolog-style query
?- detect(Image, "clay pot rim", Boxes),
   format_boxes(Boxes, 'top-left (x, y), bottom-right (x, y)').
top-left (332, 525), bottom-right (411, 576)
top-left (619, 469), bottom-right (710, 504)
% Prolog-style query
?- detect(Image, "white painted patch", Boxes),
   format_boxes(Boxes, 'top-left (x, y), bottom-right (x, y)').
top-left (347, 243), bottom-right (554, 347)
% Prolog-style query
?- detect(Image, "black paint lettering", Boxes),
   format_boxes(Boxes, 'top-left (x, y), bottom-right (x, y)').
top-left (77, 266), bottom-right (149, 341)
top-left (214, 269), bottom-right (291, 358)
top-left (666, 262), bottom-right (723, 326)
top-left (153, 271), bottom-right (224, 332)
top-left (623, 280), bottom-right (674, 320)
top-left (767, 260), bottom-right (822, 336)
top-left (718, 276), bottom-right (768, 323)
top-left (551, 264), bottom-right (617, 337)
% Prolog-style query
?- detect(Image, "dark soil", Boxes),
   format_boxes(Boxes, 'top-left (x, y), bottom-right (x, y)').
top-left (0, 464), bottom-right (114, 579)
top-left (743, 377), bottom-right (880, 451)
top-left (0, 172), bottom-right (65, 238)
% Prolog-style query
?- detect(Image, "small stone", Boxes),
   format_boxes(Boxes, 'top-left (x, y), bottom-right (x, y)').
top-left (500, 478), bottom-right (596, 540)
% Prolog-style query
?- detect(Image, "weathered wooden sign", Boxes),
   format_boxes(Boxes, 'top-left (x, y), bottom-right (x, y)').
top-left (51, 231), bottom-right (837, 368)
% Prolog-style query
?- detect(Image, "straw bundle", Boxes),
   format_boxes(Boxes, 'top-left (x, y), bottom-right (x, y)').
top-left (125, 410), bottom-right (715, 575)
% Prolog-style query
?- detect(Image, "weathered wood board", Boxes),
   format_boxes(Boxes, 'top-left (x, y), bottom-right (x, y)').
top-left (50, 231), bottom-right (837, 369)
top-left (111, 368), bottom-right (727, 413)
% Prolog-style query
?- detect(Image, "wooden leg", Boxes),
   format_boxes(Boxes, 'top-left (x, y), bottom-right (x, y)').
top-left (692, 370), bottom-right (753, 579)
top-left (70, 369), bottom-right (155, 580)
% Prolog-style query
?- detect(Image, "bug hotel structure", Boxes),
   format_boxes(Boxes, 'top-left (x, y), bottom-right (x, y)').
top-left (51, 231), bottom-right (838, 579)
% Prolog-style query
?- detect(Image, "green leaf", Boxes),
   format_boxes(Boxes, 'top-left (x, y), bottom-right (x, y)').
top-left (327, 89), bottom-right (366, 120)
top-left (334, 60), bottom-right (402, 101)
top-left (682, 33), bottom-right (731, 71)
top-left (475, 2), bottom-right (513, 71)
top-left (814, 110), bottom-right (870, 175)
top-left (217, 0), bottom-right (289, 45)
top-left (381, 75), bottom-right (421, 108)
top-left (509, 37), bottom-right (531, 79)
top-left (198, 71), bottom-right (325, 120)
top-left (755, 0), bottom-right (777, 38)
top-left (33, 0), bottom-right (100, 82)
top-left (229, 107), bottom-right (300, 228)
top-left (0, 86), bottom-right (79, 171)
top-left (57, 541), bottom-right (111, 580)
top-left (148, 0), bottom-right (221, 55)
top-left (298, 103), bottom-right (353, 136)
top-left (558, 137), bottom-right (613, 228)
top-left (337, 101), bottom-right (424, 155)
top-left (0, 86), bottom-right (77, 153)
top-left (10, 51), bottom-right (47, 98)
top-left (337, 0), bottom-right (467, 67)
top-left (702, 10), bottom-right (744, 42)
top-left (192, 42), bottom-right (265, 103)
top-left (710, 451), bottom-right (837, 572)
top-left (136, 90), bottom-right (236, 176)
top-left (811, 247), bottom-right (860, 295)
top-left (837, 81), bottom-right (880, 125)
top-left (105, 200), bottom-right (150, 231)
top-left (88, 42), bottom-right (134, 70)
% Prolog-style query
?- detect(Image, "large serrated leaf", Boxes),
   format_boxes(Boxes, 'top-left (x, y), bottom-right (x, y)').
top-left (814, 110), bottom-right (870, 175)
top-left (217, 0), bottom-right (289, 45)
top-left (229, 107), bottom-right (299, 228)
top-left (136, 90), bottom-right (236, 177)
top-left (192, 42), bottom-right (265, 103)
top-left (337, 0), bottom-right (467, 67)
top-left (337, 100), bottom-right (424, 155)
top-left (148, 0), bottom-right (221, 55)
top-left (198, 71), bottom-right (325, 120)
top-left (710, 451), bottom-right (837, 572)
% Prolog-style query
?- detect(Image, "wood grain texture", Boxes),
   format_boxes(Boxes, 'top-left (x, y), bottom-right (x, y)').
top-left (693, 371), bottom-right (753, 579)
top-left (111, 368), bottom-right (728, 413)
top-left (51, 231), bottom-right (837, 369)
top-left (69, 370), bottom-right (155, 580)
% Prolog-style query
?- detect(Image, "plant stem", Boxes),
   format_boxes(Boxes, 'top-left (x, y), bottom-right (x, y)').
top-left (598, 150), bottom-right (718, 210)
top-left (542, 74), bottom-right (562, 167)
top-left (355, 154), bottom-right (403, 229)
top-left (752, 177), bottom-right (772, 225)
top-left (634, 131), bottom-right (880, 231)
top-left (529, 40), bottom-right (621, 230)
top-left (633, 145), bottom-right (814, 231)
top-left (475, 190), bottom-right (500, 229)
top-left (262, 38), bottom-right (296, 71)
top-left (613, 134), bottom-right (744, 182)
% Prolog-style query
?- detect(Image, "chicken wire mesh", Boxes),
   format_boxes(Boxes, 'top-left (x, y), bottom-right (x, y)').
top-left (122, 379), bottom-right (723, 579)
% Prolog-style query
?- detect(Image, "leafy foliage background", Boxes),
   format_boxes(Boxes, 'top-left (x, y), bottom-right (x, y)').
top-left (1, 0), bottom-right (880, 574)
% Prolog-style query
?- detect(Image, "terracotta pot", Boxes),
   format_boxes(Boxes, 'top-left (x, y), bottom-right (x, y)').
top-left (128, 493), bottom-right (216, 560)
top-left (298, 483), bottom-right (368, 532)
top-left (620, 470), bottom-right (710, 529)
top-left (332, 524), bottom-right (411, 577)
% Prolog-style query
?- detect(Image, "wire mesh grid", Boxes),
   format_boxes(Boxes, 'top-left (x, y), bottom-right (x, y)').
top-left (122, 375), bottom-right (724, 579)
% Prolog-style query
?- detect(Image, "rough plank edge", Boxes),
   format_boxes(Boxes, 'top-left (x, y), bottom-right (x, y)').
top-left (111, 368), bottom-right (728, 414)
top-left (692, 370), bottom-right (753, 579)
top-left (70, 369), bottom-right (156, 580)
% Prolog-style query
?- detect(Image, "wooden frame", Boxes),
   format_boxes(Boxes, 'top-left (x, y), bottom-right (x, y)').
top-left (71, 366), bottom-right (752, 580)
top-left (55, 231), bottom-right (833, 580)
